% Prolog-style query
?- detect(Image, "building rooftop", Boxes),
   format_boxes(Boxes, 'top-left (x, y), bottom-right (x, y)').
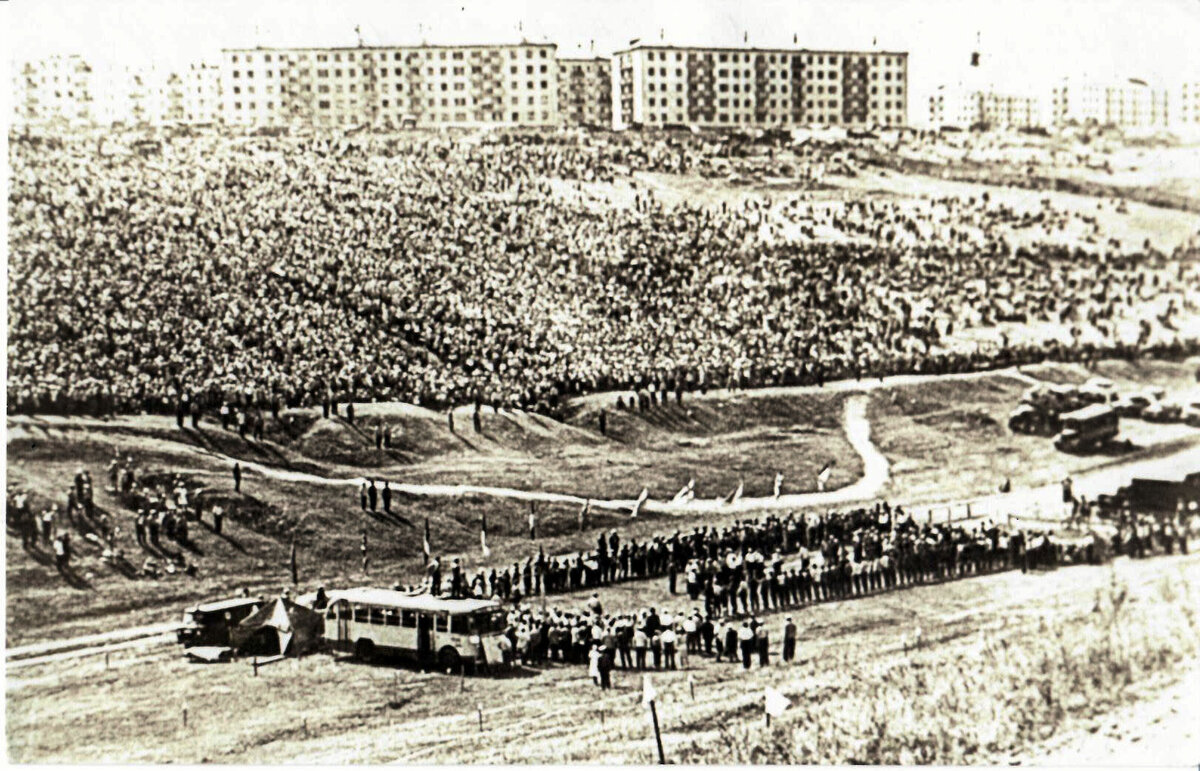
top-left (613, 42), bottom-right (907, 57)
top-left (327, 587), bottom-right (501, 614)
top-left (221, 41), bottom-right (556, 54)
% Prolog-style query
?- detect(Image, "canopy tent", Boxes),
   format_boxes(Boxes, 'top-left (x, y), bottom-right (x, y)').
top-left (230, 597), bottom-right (324, 657)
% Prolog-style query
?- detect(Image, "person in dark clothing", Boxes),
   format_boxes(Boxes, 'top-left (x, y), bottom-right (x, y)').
top-left (374, 424), bottom-right (383, 449)
top-left (598, 646), bottom-right (614, 690)
top-left (447, 409), bottom-right (455, 433)
top-left (212, 505), bottom-right (224, 535)
top-left (232, 462), bottom-right (242, 493)
top-left (598, 409), bottom-right (607, 436)
top-left (382, 482), bottom-right (392, 513)
top-left (472, 407), bottom-right (482, 433)
top-left (383, 426), bottom-right (392, 449)
top-left (367, 480), bottom-right (378, 512)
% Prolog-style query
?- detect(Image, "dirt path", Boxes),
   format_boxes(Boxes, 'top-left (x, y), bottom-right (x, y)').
top-left (184, 394), bottom-right (891, 516)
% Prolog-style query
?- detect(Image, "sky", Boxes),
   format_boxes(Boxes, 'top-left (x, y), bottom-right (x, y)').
top-left (3, 0), bottom-right (1199, 122)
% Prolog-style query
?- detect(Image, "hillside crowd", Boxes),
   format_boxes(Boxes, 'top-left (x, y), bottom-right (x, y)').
top-left (10, 129), bottom-right (1197, 422)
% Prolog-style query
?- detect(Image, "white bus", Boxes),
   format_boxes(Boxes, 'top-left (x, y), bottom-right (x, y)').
top-left (322, 588), bottom-right (508, 671)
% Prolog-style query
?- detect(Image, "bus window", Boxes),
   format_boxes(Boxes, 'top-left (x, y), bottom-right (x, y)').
top-left (353, 605), bottom-right (369, 623)
top-left (473, 609), bottom-right (506, 633)
top-left (369, 607), bottom-right (385, 625)
top-left (401, 610), bottom-right (417, 628)
top-left (450, 615), bottom-right (469, 635)
top-left (326, 607), bottom-right (337, 620)
top-left (435, 615), bottom-right (448, 633)
top-left (384, 610), bottom-right (400, 627)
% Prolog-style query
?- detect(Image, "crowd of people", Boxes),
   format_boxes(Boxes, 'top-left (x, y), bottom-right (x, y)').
top-left (10, 128), bottom-right (1197, 422)
top-left (433, 500), bottom-right (1046, 603)
top-left (482, 503), bottom-right (1194, 679)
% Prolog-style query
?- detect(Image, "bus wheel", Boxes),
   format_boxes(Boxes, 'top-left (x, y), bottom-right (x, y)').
top-left (438, 646), bottom-right (460, 671)
top-left (355, 638), bottom-right (376, 663)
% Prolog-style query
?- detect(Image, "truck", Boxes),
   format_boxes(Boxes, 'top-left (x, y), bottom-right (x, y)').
top-left (1009, 383), bottom-right (1089, 435)
top-left (1053, 404), bottom-right (1119, 452)
top-left (177, 596), bottom-right (264, 648)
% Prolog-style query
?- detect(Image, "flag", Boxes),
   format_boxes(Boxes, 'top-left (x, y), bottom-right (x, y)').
top-left (732, 481), bottom-right (744, 504)
top-left (765, 687), bottom-right (791, 717)
top-left (423, 517), bottom-right (431, 560)
top-left (642, 674), bottom-right (658, 706)
top-left (480, 513), bottom-right (491, 558)
top-left (774, 472), bottom-right (783, 499)
top-left (632, 487), bottom-right (649, 518)
top-left (671, 482), bottom-right (690, 505)
top-left (817, 461), bottom-right (834, 489)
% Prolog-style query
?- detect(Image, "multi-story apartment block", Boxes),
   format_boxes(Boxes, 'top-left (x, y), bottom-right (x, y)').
top-left (218, 42), bottom-right (559, 128)
top-left (1049, 77), bottom-right (1169, 129)
top-left (556, 57), bottom-right (611, 127)
top-left (181, 62), bottom-right (221, 124)
top-left (613, 44), bottom-right (907, 130)
top-left (931, 84), bottom-right (1041, 129)
top-left (1175, 80), bottom-right (1200, 133)
top-left (10, 54), bottom-right (95, 126)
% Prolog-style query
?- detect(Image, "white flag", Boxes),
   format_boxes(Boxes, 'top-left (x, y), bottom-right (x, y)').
top-left (765, 687), bottom-right (791, 717)
top-left (774, 472), bottom-right (783, 499)
top-left (817, 462), bottom-right (834, 485)
top-left (642, 674), bottom-right (658, 706)
top-left (732, 481), bottom-right (744, 504)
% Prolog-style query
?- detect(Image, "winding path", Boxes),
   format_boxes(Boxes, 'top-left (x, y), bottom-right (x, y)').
top-left (193, 394), bottom-right (889, 516)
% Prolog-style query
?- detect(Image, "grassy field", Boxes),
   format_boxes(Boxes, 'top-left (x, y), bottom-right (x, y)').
top-left (7, 551), bottom-right (1197, 764)
top-left (7, 360), bottom-right (1200, 648)
top-left (870, 360), bottom-right (1200, 505)
top-left (4, 388), bottom-right (856, 647)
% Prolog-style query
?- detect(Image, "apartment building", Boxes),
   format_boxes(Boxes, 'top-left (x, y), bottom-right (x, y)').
top-left (11, 54), bottom-right (95, 126)
top-left (181, 62), bottom-right (222, 124)
top-left (1049, 77), bottom-right (1169, 129)
top-left (556, 56), bottom-right (611, 127)
top-left (613, 43), bottom-right (907, 130)
top-left (218, 42), bottom-right (559, 128)
top-left (1175, 80), bottom-right (1200, 133)
top-left (930, 84), bottom-right (1041, 129)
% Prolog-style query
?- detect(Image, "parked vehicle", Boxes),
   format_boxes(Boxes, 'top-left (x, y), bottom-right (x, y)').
top-left (177, 596), bottom-right (264, 648)
top-left (322, 588), bottom-right (508, 671)
top-left (1054, 404), bottom-right (1120, 452)
top-left (1142, 401), bottom-right (1182, 423)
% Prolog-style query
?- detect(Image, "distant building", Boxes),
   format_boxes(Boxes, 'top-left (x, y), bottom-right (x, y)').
top-left (11, 54), bottom-right (95, 127)
top-left (556, 57), bottom-right (611, 127)
top-left (181, 62), bottom-right (221, 124)
top-left (218, 42), bottom-right (560, 128)
top-left (1171, 79), bottom-right (1200, 134)
top-left (1049, 77), bottom-right (1169, 130)
top-left (929, 84), bottom-right (1041, 130)
top-left (612, 43), bottom-right (908, 130)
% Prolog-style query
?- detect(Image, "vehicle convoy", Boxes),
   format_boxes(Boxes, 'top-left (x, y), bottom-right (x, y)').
top-left (322, 588), bottom-right (508, 671)
top-left (1009, 383), bottom-right (1097, 435)
top-left (1054, 404), bottom-right (1120, 452)
top-left (177, 596), bottom-right (264, 647)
